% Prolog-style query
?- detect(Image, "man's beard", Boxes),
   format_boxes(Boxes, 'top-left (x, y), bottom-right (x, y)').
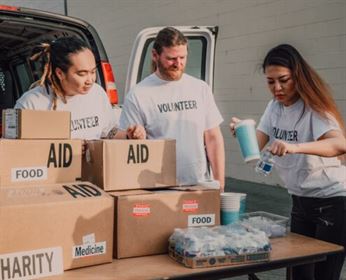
top-left (157, 60), bottom-right (184, 81)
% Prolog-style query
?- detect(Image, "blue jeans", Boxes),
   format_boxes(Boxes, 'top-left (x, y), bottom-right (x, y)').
top-left (291, 195), bottom-right (346, 280)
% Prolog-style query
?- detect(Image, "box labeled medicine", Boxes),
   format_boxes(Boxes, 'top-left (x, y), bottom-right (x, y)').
top-left (0, 182), bottom-right (114, 271)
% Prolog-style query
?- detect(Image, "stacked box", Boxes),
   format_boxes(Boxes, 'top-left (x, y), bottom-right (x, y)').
top-left (2, 109), bottom-right (70, 139)
top-left (0, 182), bottom-right (114, 273)
top-left (82, 139), bottom-right (220, 259)
top-left (0, 139), bottom-right (81, 187)
top-left (111, 186), bottom-right (220, 259)
top-left (82, 139), bottom-right (176, 191)
top-left (0, 109), bottom-right (114, 279)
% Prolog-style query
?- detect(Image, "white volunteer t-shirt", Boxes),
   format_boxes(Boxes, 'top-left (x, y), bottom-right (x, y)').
top-left (119, 73), bottom-right (223, 186)
top-left (15, 84), bottom-right (117, 140)
top-left (257, 98), bottom-right (346, 198)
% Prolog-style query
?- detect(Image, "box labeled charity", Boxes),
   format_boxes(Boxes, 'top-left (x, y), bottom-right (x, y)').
top-left (0, 182), bottom-right (114, 271)
top-left (0, 247), bottom-right (64, 279)
top-left (111, 186), bottom-right (220, 259)
top-left (82, 139), bottom-right (176, 191)
top-left (168, 224), bottom-right (271, 268)
top-left (2, 109), bottom-right (70, 139)
top-left (0, 139), bottom-right (81, 187)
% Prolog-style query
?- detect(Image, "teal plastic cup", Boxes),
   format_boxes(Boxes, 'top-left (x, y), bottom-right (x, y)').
top-left (235, 119), bottom-right (260, 163)
top-left (221, 209), bottom-right (240, 225)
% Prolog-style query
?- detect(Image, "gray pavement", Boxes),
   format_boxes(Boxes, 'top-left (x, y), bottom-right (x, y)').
top-left (224, 178), bottom-right (346, 280)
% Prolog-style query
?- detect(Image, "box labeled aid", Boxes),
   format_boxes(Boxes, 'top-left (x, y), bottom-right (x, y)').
top-left (82, 139), bottom-right (176, 191)
top-left (0, 182), bottom-right (114, 271)
top-left (2, 109), bottom-right (70, 139)
top-left (0, 139), bottom-right (81, 187)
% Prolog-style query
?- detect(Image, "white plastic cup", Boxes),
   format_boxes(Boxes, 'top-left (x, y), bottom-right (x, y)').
top-left (220, 193), bottom-right (241, 225)
top-left (235, 119), bottom-right (260, 163)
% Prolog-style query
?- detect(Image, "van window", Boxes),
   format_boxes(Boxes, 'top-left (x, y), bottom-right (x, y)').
top-left (15, 62), bottom-right (32, 95)
top-left (137, 36), bottom-right (207, 83)
top-left (0, 67), bottom-right (14, 108)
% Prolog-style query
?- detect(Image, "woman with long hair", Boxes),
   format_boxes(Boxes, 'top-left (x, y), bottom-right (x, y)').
top-left (230, 44), bottom-right (346, 280)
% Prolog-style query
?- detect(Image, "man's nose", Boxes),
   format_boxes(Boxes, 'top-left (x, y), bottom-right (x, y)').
top-left (174, 58), bottom-right (182, 65)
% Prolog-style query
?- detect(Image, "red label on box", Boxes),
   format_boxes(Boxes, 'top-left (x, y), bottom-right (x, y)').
top-left (132, 203), bottom-right (151, 216)
top-left (182, 200), bottom-right (198, 212)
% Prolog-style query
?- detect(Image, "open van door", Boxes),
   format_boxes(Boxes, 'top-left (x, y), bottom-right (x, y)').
top-left (125, 26), bottom-right (218, 94)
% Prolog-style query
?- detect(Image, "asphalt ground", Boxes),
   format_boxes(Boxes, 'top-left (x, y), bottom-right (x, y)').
top-left (223, 178), bottom-right (346, 280)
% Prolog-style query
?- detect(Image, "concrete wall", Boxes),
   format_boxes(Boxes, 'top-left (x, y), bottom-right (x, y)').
top-left (5, 0), bottom-right (345, 186)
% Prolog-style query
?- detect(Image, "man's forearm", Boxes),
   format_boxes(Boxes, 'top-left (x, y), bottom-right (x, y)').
top-left (205, 127), bottom-right (225, 191)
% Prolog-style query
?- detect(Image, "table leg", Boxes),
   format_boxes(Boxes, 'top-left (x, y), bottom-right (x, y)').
top-left (286, 266), bottom-right (293, 280)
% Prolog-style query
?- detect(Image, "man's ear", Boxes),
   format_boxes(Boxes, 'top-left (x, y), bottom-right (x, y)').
top-left (152, 49), bottom-right (158, 62)
top-left (55, 67), bottom-right (64, 81)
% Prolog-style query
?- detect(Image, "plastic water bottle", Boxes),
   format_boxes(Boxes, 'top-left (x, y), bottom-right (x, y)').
top-left (255, 151), bottom-right (274, 176)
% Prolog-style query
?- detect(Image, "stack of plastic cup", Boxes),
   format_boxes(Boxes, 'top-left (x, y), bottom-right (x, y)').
top-left (220, 193), bottom-right (241, 225)
top-left (238, 193), bottom-right (247, 215)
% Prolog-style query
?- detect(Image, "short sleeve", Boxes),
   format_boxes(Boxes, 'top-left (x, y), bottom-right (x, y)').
top-left (101, 101), bottom-right (118, 138)
top-left (14, 86), bottom-right (47, 110)
top-left (204, 84), bottom-right (223, 130)
top-left (257, 100), bottom-right (273, 136)
top-left (119, 90), bottom-right (144, 131)
top-left (311, 111), bottom-right (341, 140)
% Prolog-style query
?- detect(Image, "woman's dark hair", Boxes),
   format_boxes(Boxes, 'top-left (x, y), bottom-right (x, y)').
top-left (30, 36), bottom-right (91, 109)
top-left (263, 44), bottom-right (345, 132)
top-left (151, 27), bottom-right (187, 72)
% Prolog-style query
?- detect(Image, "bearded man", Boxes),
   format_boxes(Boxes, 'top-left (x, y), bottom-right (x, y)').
top-left (119, 27), bottom-right (225, 190)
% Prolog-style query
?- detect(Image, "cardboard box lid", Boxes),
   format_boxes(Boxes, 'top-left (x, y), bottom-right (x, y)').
top-left (2, 109), bottom-right (71, 139)
top-left (108, 189), bottom-right (153, 197)
top-left (109, 186), bottom-right (218, 199)
top-left (0, 182), bottom-right (112, 207)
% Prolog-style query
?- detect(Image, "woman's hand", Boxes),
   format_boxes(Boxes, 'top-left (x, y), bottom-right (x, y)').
top-left (229, 117), bottom-right (241, 137)
top-left (127, 125), bottom-right (146, 139)
top-left (268, 140), bottom-right (297, 156)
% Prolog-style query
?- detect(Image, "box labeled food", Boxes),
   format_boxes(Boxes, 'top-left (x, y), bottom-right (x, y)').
top-left (82, 139), bottom-right (176, 191)
top-left (0, 182), bottom-right (114, 271)
top-left (111, 186), bottom-right (220, 258)
top-left (0, 139), bottom-right (81, 187)
top-left (2, 109), bottom-right (70, 139)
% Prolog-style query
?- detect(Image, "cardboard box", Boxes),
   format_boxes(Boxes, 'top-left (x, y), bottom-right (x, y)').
top-left (2, 109), bottom-right (71, 139)
top-left (111, 186), bottom-right (220, 258)
top-left (0, 182), bottom-right (114, 276)
top-left (82, 139), bottom-right (176, 191)
top-left (0, 139), bottom-right (81, 187)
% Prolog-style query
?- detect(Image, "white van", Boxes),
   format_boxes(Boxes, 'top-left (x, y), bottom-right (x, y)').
top-left (0, 5), bottom-right (217, 132)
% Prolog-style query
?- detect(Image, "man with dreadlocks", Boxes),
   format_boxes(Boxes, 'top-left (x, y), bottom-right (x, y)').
top-left (15, 36), bottom-right (145, 140)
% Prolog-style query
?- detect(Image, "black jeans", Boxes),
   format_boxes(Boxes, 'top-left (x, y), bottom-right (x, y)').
top-left (290, 195), bottom-right (346, 280)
